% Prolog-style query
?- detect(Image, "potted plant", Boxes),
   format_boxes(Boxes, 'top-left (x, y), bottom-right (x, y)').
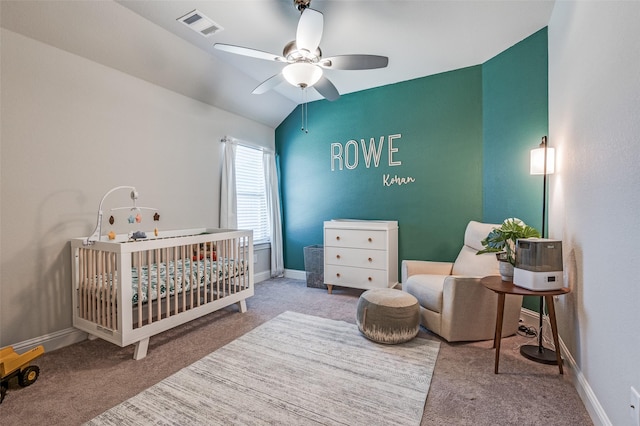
top-left (477, 218), bottom-right (541, 280)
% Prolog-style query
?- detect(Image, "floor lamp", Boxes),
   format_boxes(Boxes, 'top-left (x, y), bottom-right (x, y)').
top-left (520, 136), bottom-right (559, 364)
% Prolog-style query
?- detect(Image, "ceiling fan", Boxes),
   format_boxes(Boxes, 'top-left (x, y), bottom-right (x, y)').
top-left (213, 0), bottom-right (389, 102)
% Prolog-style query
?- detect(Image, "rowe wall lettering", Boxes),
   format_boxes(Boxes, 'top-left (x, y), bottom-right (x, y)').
top-left (330, 134), bottom-right (416, 187)
top-left (330, 134), bottom-right (402, 170)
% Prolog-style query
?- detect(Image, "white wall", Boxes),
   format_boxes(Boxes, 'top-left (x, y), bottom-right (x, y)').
top-left (548, 2), bottom-right (640, 424)
top-left (0, 29), bottom-right (274, 347)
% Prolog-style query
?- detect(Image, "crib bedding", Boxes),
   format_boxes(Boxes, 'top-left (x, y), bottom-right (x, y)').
top-left (130, 258), bottom-right (247, 304)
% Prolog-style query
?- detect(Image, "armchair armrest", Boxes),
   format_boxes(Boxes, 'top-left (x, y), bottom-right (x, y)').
top-left (401, 260), bottom-right (454, 283)
top-left (440, 276), bottom-right (522, 342)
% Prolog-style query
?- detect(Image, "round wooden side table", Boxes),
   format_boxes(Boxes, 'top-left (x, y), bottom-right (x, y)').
top-left (480, 275), bottom-right (570, 374)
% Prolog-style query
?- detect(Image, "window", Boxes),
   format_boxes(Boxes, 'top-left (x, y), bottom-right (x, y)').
top-left (235, 145), bottom-right (270, 244)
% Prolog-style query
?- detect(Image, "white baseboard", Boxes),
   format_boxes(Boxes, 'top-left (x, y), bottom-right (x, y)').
top-left (11, 327), bottom-right (88, 354)
top-left (254, 270), bottom-right (272, 283)
top-left (284, 269), bottom-right (306, 280)
top-left (519, 308), bottom-right (611, 426)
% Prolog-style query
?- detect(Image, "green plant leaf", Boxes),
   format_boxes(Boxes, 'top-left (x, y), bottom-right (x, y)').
top-left (476, 218), bottom-right (541, 265)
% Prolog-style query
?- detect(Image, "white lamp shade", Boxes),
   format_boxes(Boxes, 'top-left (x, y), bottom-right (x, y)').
top-left (282, 62), bottom-right (323, 88)
top-left (530, 146), bottom-right (555, 175)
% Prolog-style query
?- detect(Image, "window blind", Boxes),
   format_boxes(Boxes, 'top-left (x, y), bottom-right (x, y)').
top-left (235, 144), bottom-right (270, 243)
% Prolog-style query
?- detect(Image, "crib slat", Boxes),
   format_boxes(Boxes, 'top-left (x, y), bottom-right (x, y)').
top-left (162, 248), bottom-right (171, 318)
top-left (240, 236), bottom-right (246, 290)
top-left (174, 246), bottom-right (179, 314)
top-left (98, 251), bottom-right (104, 326)
top-left (224, 239), bottom-right (230, 297)
top-left (89, 250), bottom-right (96, 322)
top-left (147, 249), bottom-right (153, 325)
top-left (102, 251), bottom-right (108, 328)
top-left (181, 245), bottom-right (186, 313)
top-left (137, 251), bottom-right (143, 328)
top-left (242, 236), bottom-right (248, 289)
top-left (219, 240), bottom-right (225, 299)
top-left (190, 244), bottom-right (195, 309)
top-left (244, 236), bottom-right (248, 289)
top-left (113, 252), bottom-right (119, 331)
top-left (155, 248), bottom-right (160, 322)
top-left (196, 243), bottom-right (201, 307)
top-left (78, 249), bottom-right (85, 319)
top-left (203, 243), bottom-right (209, 304)
top-left (104, 252), bottom-right (109, 326)
top-left (106, 251), bottom-right (113, 328)
top-left (233, 237), bottom-right (238, 295)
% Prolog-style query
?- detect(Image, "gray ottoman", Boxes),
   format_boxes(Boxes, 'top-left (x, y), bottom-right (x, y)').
top-left (356, 288), bottom-right (420, 344)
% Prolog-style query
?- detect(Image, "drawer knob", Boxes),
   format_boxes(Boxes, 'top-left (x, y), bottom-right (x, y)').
top-left (368, 237), bottom-right (372, 242)
top-left (336, 273), bottom-right (341, 278)
top-left (336, 236), bottom-right (341, 241)
top-left (336, 255), bottom-right (341, 259)
top-left (368, 257), bottom-right (372, 262)
top-left (368, 277), bottom-right (372, 281)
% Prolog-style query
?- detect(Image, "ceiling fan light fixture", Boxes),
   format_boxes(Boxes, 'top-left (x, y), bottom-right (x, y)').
top-left (282, 62), bottom-right (322, 88)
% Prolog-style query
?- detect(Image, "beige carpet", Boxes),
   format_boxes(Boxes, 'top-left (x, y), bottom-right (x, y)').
top-left (1, 278), bottom-right (592, 425)
top-left (86, 311), bottom-right (439, 425)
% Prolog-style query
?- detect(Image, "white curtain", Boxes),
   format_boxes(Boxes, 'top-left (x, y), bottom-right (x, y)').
top-left (220, 140), bottom-right (237, 229)
top-left (263, 151), bottom-right (285, 277)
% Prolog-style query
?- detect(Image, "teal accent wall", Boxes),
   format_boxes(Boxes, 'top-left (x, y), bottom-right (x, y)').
top-left (275, 29), bottom-right (549, 299)
top-left (482, 28), bottom-right (549, 310)
top-left (276, 66), bottom-right (484, 271)
top-left (483, 28), bottom-right (549, 226)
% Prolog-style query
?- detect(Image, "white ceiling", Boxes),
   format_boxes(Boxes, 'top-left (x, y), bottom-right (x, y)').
top-left (1, 0), bottom-right (555, 128)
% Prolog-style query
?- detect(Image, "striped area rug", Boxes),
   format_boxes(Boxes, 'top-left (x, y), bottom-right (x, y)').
top-left (86, 311), bottom-right (440, 425)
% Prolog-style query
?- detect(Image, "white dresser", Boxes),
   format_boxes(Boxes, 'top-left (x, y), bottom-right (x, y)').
top-left (323, 220), bottom-right (398, 294)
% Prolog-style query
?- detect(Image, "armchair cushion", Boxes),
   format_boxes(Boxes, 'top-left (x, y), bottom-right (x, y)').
top-left (403, 274), bottom-right (447, 313)
top-left (452, 221), bottom-right (500, 276)
top-left (452, 248), bottom-right (499, 277)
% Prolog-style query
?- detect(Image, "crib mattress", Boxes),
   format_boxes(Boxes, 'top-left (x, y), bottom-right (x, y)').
top-left (131, 258), bottom-right (246, 304)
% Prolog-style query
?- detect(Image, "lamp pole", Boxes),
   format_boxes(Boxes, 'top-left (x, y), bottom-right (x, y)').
top-left (520, 136), bottom-right (559, 365)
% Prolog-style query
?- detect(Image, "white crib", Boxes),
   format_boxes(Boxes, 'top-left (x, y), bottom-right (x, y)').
top-left (70, 228), bottom-right (253, 360)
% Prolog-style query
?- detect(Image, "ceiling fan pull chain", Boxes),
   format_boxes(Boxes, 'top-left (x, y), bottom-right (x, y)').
top-left (301, 88), bottom-right (309, 133)
top-left (300, 89), bottom-right (304, 132)
top-left (304, 89), bottom-right (309, 133)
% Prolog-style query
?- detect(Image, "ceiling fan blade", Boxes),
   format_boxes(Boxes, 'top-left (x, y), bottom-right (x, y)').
top-left (314, 76), bottom-right (340, 101)
top-left (214, 43), bottom-right (285, 62)
top-left (252, 73), bottom-right (286, 95)
top-left (319, 55), bottom-right (389, 70)
top-left (296, 8), bottom-right (323, 53)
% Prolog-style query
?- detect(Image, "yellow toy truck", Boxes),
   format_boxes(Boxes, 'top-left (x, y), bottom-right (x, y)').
top-left (0, 345), bottom-right (45, 404)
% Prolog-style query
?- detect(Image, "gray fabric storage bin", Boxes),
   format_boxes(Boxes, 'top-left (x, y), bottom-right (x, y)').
top-left (303, 245), bottom-right (326, 289)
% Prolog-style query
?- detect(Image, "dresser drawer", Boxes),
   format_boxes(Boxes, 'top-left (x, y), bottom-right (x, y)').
top-left (324, 247), bottom-right (386, 270)
top-left (324, 265), bottom-right (389, 290)
top-left (324, 229), bottom-right (386, 250)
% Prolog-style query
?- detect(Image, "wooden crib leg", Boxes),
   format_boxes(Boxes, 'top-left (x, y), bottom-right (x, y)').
top-left (237, 299), bottom-right (247, 313)
top-left (133, 338), bottom-right (150, 360)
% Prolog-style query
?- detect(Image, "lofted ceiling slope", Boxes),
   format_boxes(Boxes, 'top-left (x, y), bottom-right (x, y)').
top-left (1, 0), bottom-right (555, 128)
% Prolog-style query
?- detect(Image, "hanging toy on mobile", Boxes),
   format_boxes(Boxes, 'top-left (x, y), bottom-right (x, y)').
top-left (83, 186), bottom-right (158, 245)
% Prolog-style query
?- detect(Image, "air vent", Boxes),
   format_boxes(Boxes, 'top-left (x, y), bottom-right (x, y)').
top-left (177, 10), bottom-right (223, 37)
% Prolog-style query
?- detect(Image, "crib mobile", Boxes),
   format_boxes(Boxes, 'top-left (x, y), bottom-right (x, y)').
top-left (83, 185), bottom-right (160, 246)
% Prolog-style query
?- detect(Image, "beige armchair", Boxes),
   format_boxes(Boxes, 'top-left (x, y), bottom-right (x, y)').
top-left (402, 221), bottom-right (522, 342)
